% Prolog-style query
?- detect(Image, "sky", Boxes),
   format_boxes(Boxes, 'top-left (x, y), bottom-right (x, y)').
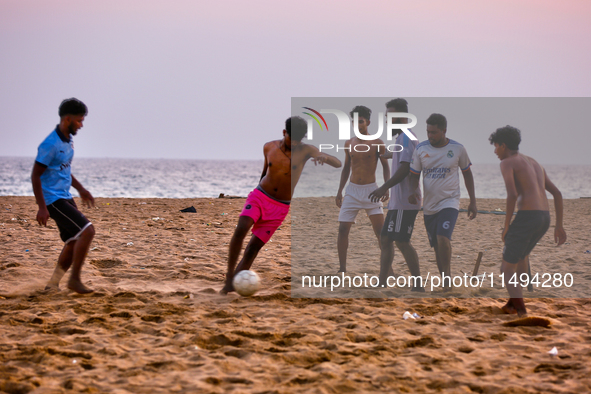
top-left (1, 0), bottom-right (590, 163)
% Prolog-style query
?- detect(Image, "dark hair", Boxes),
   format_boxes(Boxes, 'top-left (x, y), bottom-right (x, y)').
top-left (59, 98), bottom-right (88, 117)
top-left (385, 98), bottom-right (408, 112)
top-left (426, 113), bottom-right (447, 130)
top-left (350, 105), bottom-right (371, 121)
top-left (489, 125), bottom-right (521, 150)
top-left (286, 116), bottom-right (307, 142)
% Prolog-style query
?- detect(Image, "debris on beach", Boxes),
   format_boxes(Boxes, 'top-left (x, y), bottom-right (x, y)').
top-left (403, 311), bottom-right (416, 320)
top-left (218, 193), bottom-right (243, 199)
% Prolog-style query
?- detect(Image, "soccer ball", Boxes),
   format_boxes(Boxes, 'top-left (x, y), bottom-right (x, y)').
top-left (232, 270), bottom-right (260, 297)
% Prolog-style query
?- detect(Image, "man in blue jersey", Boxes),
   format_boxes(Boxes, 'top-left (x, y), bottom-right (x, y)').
top-left (31, 98), bottom-right (96, 294)
top-left (408, 113), bottom-right (477, 287)
top-left (369, 98), bottom-right (423, 290)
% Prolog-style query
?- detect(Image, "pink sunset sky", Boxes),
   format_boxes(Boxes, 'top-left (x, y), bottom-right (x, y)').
top-left (1, 0), bottom-right (590, 163)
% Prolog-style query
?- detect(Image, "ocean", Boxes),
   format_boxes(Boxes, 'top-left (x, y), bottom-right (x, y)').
top-left (1, 157), bottom-right (590, 199)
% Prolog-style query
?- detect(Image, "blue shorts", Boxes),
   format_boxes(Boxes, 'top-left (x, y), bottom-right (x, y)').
top-left (423, 208), bottom-right (459, 248)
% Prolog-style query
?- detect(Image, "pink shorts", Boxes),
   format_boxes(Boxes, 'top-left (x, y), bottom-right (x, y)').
top-left (240, 188), bottom-right (290, 244)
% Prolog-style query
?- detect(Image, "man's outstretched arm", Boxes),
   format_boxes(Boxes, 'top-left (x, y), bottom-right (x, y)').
top-left (461, 168), bottom-right (477, 220)
top-left (407, 172), bottom-right (421, 205)
top-left (369, 162), bottom-right (410, 203)
top-left (312, 151), bottom-right (342, 168)
top-left (544, 171), bottom-right (566, 245)
top-left (334, 143), bottom-right (350, 208)
top-left (500, 161), bottom-right (517, 242)
top-left (71, 174), bottom-right (95, 208)
top-left (31, 162), bottom-right (49, 226)
top-left (379, 151), bottom-right (390, 202)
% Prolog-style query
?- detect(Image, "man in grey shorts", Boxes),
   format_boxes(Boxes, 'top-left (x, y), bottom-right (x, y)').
top-left (489, 125), bottom-right (566, 316)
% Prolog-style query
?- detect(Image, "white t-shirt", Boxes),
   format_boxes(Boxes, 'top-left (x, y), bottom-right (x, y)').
top-left (409, 139), bottom-right (471, 215)
top-left (387, 131), bottom-right (422, 211)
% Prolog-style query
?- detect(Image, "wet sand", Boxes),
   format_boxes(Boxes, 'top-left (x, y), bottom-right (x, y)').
top-left (1, 196), bottom-right (590, 393)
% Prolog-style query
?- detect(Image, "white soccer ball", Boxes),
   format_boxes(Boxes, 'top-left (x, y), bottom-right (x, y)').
top-left (232, 270), bottom-right (260, 297)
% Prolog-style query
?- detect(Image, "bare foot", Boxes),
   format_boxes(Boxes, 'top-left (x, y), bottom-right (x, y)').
top-left (67, 280), bottom-right (94, 294)
top-left (501, 303), bottom-right (518, 315)
top-left (501, 299), bottom-right (527, 316)
top-left (44, 283), bottom-right (59, 292)
top-left (337, 269), bottom-right (346, 274)
top-left (219, 284), bottom-right (235, 295)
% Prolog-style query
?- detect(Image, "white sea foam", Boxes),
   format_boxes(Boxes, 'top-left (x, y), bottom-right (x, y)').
top-left (1, 157), bottom-right (590, 199)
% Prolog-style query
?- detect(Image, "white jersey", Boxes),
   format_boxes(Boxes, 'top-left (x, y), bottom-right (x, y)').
top-left (409, 139), bottom-right (471, 215)
top-left (387, 130), bottom-right (422, 211)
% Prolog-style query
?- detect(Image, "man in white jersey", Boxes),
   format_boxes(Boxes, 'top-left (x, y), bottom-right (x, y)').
top-left (368, 99), bottom-right (423, 290)
top-left (408, 113), bottom-right (477, 285)
top-left (335, 105), bottom-right (390, 273)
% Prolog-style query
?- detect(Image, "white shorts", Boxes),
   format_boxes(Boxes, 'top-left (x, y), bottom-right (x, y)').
top-left (338, 182), bottom-right (383, 223)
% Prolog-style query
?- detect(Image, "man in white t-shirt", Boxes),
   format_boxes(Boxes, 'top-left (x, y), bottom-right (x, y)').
top-left (369, 98), bottom-right (423, 290)
top-left (408, 113), bottom-right (477, 285)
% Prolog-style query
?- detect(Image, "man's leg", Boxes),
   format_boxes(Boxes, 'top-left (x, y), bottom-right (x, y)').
top-left (368, 214), bottom-right (384, 241)
top-left (45, 241), bottom-right (76, 290)
top-left (67, 224), bottom-right (96, 294)
top-left (379, 234), bottom-right (394, 287)
top-left (337, 222), bottom-right (353, 273)
top-left (221, 216), bottom-right (255, 294)
top-left (501, 257), bottom-right (528, 316)
top-left (434, 235), bottom-right (452, 282)
top-left (369, 213), bottom-right (393, 277)
top-left (234, 235), bottom-right (266, 272)
top-left (396, 240), bottom-right (423, 290)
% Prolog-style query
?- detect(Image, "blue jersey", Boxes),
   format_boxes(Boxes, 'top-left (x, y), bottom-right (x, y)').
top-left (35, 126), bottom-right (74, 205)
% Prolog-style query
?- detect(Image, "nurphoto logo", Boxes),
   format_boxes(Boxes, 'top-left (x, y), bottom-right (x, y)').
top-left (301, 107), bottom-right (418, 153)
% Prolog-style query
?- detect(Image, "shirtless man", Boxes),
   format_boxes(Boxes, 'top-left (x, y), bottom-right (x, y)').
top-left (489, 126), bottom-right (566, 316)
top-left (336, 105), bottom-right (390, 273)
top-left (220, 116), bottom-right (341, 294)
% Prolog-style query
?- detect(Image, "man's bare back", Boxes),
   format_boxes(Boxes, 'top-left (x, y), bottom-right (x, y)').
top-left (501, 153), bottom-right (549, 211)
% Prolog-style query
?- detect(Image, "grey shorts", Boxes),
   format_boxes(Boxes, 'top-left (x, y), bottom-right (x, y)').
top-left (503, 210), bottom-right (550, 264)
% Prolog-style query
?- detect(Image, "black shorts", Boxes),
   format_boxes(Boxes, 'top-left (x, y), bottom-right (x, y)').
top-left (423, 208), bottom-right (459, 248)
top-left (503, 210), bottom-right (550, 264)
top-left (381, 209), bottom-right (419, 243)
top-left (47, 199), bottom-right (92, 243)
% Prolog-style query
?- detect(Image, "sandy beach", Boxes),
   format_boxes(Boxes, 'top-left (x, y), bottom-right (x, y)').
top-left (1, 196), bottom-right (591, 393)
